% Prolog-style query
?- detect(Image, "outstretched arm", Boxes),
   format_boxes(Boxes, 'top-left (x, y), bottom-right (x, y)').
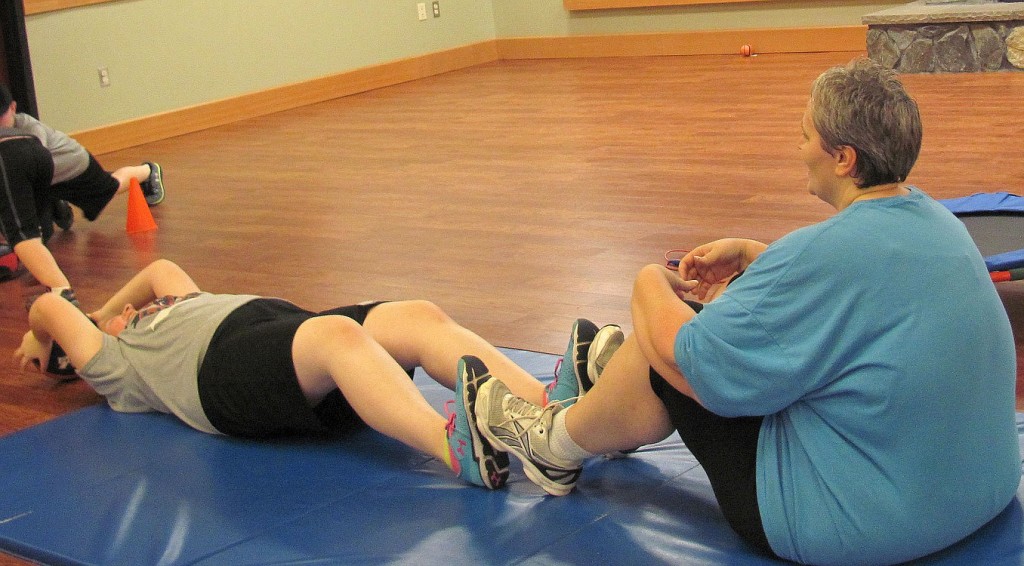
top-left (89, 259), bottom-right (200, 325)
top-left (13, 238), bottom-right (70, 289)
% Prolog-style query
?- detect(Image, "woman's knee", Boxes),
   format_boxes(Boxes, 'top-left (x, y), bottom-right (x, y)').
top-left (369, 299), bottom-right (453, 329)
top-left (297, 315), bottom-right (371, 352)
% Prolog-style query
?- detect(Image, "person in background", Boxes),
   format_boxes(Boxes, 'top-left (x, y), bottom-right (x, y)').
top-left (0, 84), bottom-right (164, 292)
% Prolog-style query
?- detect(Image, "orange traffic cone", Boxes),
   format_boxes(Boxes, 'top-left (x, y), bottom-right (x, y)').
top-left (126, 178), bottom-right (158, 234)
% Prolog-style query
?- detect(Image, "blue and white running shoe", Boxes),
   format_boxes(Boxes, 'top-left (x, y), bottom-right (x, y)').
top-left (445, 355), bottom-right (509, 489)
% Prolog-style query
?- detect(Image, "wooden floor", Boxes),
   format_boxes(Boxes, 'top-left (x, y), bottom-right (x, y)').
top-left (2, 51), bottom-right (1023, 447)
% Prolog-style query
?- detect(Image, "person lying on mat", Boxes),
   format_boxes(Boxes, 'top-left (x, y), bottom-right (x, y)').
top-left (465, 57), bottom-right (1020, 565)
top-left (12, 258), bottom-right (604, 490)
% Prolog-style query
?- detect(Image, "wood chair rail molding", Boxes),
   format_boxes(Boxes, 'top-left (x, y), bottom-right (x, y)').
top-left (23, 0), bottom-right (115, 16)
top-left (565, 0), bottom-right (773, 10)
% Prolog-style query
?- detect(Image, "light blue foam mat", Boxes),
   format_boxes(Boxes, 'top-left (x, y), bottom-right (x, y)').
top-left (1, 347), bottom-right (1022, 565)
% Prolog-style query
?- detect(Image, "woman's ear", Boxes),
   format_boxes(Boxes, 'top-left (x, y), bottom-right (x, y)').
top-left (833, 145), bottom-right (857, 178)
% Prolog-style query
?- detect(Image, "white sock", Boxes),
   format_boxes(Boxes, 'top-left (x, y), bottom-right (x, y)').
top-left (549, 409), bottom-right (594, 463)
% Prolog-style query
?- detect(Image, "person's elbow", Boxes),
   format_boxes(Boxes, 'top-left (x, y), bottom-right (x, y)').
top-left (28, 291), bottom-right (64, 321)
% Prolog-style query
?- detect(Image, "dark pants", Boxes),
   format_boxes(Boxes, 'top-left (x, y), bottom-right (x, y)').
top-left (646, 296), bottom-right (777, 557)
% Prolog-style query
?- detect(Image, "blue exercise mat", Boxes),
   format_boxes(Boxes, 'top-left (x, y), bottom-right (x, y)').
top-left (940, 192), bottom-right (1024, 273)
top-left (1, 348), bottom-right (1022, 565)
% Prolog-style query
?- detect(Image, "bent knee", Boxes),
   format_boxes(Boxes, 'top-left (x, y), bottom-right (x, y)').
top-left (297, 315), bottom-right (370, 349)
top-left (148, 258), bottom-right (181, 275)
top-left (376, 299), bottom-right (452, 326)
top-left (404, 299), bottom-right (449, 323)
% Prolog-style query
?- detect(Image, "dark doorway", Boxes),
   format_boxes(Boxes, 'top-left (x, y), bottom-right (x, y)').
top-left (0, 0), bottom-right (37, 118)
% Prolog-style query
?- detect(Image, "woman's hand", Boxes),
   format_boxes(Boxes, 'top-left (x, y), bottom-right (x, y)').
top-left (680, 238), bottom-right (765, 299)
top-left (664, 267), bottom-right (700, 300)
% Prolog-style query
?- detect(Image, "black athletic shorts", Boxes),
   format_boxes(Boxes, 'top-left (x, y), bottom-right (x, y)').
top-left (0, 136), bottom-right (54, 246)
top-left (649, 371), bottom-right (774, 556)
top-left (50, 155), bottom-right (119, 221)
top-left (197, 298), bottom-right (404, 439)
top-left (651, 298), bottom-right (776, 557)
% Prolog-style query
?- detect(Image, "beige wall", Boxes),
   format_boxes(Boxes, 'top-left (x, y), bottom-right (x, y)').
top-left (25, 0), bottom-right (497, 132)
top-left (492, 0), bottom-right (900, 36)
top-left (25, 0), bottom-right (901, 134)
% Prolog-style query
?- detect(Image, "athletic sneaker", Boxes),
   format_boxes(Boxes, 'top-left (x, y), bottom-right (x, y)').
top-left (476, 377), bottom-right (582, 496)
top-left (45, 341), bottom-right (78, 381)
top-left (140, 161), bottom-right (165, 206)
top-left (444, 355), bottom-right (509, 489)
top-left (545, 318), bottom-right (598, 406)
top-left (587, 324), bottom-right (624, 383)
top-left (25, 286), bottom-right (82, 313)
top-left (53, 200), bottom-right (74, 231)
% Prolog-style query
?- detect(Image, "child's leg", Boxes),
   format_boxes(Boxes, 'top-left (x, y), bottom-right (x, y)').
top-left (290, 314), bottom-right (449, 460)
top-left (110, 164), bottom-right (151, 192)
top-left (360, 300), bottom-right (547, 405)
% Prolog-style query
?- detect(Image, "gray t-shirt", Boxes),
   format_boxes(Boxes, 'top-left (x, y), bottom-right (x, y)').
top-left (11, 113), bottom-right (90, 184)
top-left (79, 292), bottom-right (261, 434)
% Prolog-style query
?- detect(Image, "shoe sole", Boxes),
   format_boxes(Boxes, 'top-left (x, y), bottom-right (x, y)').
top-left (54, 201), bottom-right (74, 231)
top-left (515, 446), bottom-right (575, 496)
top-left (588, 324), bottom-right (624, 383)
top-left (475, 380), bottom-right (576, 496)
top-left (145, 162), bottom-right (165, 206)
top-left (572, 319), bottom-right (598, 392)
top-left (460, 356), bottom-right (510, 489)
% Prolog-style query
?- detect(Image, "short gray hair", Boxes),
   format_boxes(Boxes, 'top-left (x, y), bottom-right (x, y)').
top-left (810, 58), bottom-right (922, 188)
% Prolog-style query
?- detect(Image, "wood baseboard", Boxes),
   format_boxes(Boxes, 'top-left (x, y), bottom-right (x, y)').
top-left (78, 26), bottom-right (864, 154)
top-left (23, 0), bottom-right (114, 16)
top-left (496, 26), bottom-right (866, 59)
top-left (74, 41), bottom-right (500, 155)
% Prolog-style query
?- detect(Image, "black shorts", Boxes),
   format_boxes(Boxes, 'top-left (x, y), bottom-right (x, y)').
top-left (197, 298), bottom-right (401, 439)
top-left (50, 155), bottom-right (119, 221)
top-left (0, 136), bottom-right (54, 246)
top-left (649, 369), bottom-right (775, 557)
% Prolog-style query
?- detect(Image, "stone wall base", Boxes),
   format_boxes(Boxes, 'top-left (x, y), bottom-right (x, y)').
top-left (868, 21), bottom-right (1024, 72)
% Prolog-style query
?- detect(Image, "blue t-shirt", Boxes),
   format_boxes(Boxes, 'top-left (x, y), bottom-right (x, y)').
top-left (675, 188), bottom-right (1020, 565)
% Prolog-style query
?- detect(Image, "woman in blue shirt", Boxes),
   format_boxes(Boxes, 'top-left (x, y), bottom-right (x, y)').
top-left (473, 58), bottom-right (1020, 565)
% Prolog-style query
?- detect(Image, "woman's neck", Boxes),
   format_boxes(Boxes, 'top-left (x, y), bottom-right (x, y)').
top-left (841, 183), bottom-right (908, 209)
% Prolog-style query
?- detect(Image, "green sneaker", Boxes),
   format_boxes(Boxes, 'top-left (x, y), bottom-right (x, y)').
top-left (545, 319), bottom-right (598, 406)
top-left (445, 355), bottom-right (509, 489)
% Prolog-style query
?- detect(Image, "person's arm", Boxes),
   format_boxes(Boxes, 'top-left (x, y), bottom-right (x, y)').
top-left (12, 238), bottom-right (70, 289)
top-left (16, 293), bottom-right (103, 372)
top-left (630, 264), bottom-right (701, 400)
top-left (680, 238), bottom-right (767, 300)
top-left (89, 259), bottom-right (200, 324)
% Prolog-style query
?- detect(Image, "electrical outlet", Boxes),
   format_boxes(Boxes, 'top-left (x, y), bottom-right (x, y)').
top-left (417, 3), bottom-right (427, 20)
top-left (432, 1), bottom-right (440, 17)
top-left (97, 67), bottom-right (110, 88)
